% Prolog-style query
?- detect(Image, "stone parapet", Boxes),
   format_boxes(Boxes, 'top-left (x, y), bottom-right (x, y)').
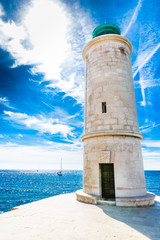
top-left (76, 189), bottom-right (98, 204)
top-left (116, 192), bottom-right (156, 207)
top-left (76, 190), bottom-right (156, 207)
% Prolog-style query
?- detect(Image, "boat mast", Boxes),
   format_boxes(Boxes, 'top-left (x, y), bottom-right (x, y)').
top-left (60, 158), bottom-right (62, 172)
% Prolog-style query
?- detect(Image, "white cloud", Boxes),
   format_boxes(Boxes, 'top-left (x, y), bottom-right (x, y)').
top-left (0, 97), bottom-right (15, 109)
top-left (142, 147), bottom-right (160, 170)
top-left (0, 0), bottom-right (94, 103)
top-left (0, 142), bottom-right (83, 170)
top-left (142, 140), bottom-right (160, 148)
top-left (0, 0), bottom-right (70, 79)
top-left (141, 138), bottom-right (160, 169)
top-left (141, 140), bottom-right (160, 170)
top-left (4, 110), bottom-right (73, 137)
top-left (43, 2), bottom-right (94, 103)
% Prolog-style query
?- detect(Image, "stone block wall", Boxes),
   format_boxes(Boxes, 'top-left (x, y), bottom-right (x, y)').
top-left (83, 35), bottom-right (139, 134)
top-left (83, 135), bottom-right (146, 197)
top-left (82, 34), bottom-right (147, 199)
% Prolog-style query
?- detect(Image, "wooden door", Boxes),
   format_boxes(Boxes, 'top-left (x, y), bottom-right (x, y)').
top-left (101, 164), bottom-right (115, 200)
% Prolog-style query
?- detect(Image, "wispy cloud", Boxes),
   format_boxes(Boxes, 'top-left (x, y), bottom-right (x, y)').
top-left (41, 103), bottom-right (83, 129)
top-left (120, 0), bottom-right (160, 107)
top-left (44, 138), bottom-right (82, 151)
top-left (18, 134), bottom-right (23, 138)
top-left (140, 122), bottom-right (160, 133)
top-left (41, 101), bottom-right (55, 112)
top-left (134, 78), bottom-right (160, 89)
top-left (133, 43), bottom-right (160, 79)
top-left (132, 25), bottom-right (160, 106)
top-left (122, 0), bottom-right (143, 36)
top-left (4, 111), bottom-right (73, 137)
top-left (0, 97), bottom-right (15, 109)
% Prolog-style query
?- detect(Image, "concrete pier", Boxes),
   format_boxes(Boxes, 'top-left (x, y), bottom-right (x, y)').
top-left (0, 193), bottom-right (160, 239)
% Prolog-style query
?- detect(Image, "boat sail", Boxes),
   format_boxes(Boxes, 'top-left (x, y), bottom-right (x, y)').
top-left (57, 158), bottom-right (63, 176)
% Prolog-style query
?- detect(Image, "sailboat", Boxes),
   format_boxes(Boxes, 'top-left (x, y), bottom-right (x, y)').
top-left (57, 158), bottom-right (63, 176)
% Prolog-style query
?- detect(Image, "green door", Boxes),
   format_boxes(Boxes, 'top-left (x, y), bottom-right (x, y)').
top-left (101, 164), bottom-right (115, 200)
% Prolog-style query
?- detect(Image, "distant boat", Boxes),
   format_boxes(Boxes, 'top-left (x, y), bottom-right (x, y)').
top-left (57, 158), bottom-right (63, 176)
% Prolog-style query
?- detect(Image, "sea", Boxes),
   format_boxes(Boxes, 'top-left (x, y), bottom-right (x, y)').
top-left (0, 170), bottom-right (160, 213)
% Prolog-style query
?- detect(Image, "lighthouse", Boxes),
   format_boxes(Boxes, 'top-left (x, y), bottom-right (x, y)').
top-left (76, 23), bottom-right (155, 206)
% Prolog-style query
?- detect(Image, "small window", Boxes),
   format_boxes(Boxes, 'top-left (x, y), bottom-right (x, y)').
top-left (102, 102), bottom-right (107, 113)
top-left (119, 46), bottom-right (126, 55)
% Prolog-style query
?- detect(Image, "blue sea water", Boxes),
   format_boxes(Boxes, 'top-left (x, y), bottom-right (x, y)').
top-left (0, 170), bottom-right (83, 213)
top-left (0, 170), bottom-right (160, 213)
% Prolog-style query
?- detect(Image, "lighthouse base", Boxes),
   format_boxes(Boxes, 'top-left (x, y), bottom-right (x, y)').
top-left (76, 190), bottom-right (155, 207)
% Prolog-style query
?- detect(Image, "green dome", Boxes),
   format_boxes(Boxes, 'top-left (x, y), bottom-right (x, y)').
top-left (92, 23), bottom-right (121, 38)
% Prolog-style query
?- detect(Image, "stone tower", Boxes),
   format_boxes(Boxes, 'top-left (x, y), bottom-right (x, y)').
top-left (76, 23), bottom-right (155, 206)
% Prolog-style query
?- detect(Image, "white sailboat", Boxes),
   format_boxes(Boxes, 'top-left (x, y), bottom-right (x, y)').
top-left (57, 158), bottom-right (63, 176)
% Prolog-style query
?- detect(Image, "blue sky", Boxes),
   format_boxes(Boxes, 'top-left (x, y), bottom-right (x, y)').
top-left (0, 0), bottom-right (159, 170)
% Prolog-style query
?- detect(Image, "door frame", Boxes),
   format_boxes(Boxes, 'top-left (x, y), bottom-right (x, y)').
top-left (99, 163), bottom-right (115, 200)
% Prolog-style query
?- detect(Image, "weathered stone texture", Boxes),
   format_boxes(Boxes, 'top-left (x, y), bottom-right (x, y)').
top-left (81, 34), bottom-right (152, 204)
top-left (83, 135), bottom-right (146, 197)
top-left (85, 41), bottom-right (138, 133)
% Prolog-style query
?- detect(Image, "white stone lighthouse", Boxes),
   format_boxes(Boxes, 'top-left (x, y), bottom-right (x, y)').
top-left (76, 23), bottom-right (155, 206)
